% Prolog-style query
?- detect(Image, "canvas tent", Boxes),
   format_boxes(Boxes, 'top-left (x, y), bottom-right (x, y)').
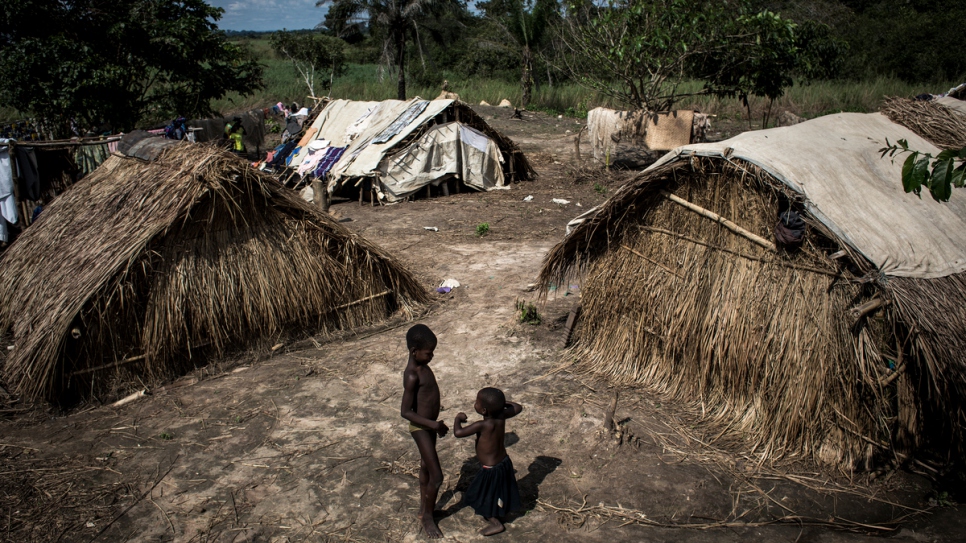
top-left (0, 135), bottom-right (428, 403)
top-left (287, 98), bottom-right (535, 203)
top-left (540, 108), bottom-right (966, 470)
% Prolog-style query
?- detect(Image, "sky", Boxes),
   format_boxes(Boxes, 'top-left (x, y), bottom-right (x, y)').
top-left (207, 0), bottom-right (329, 32)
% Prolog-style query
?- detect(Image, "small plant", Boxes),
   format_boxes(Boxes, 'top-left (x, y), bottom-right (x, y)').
top-left (233, 415), bottom-right (243, 424)
top-left (476, 222), bottom-right (490, 237)
top-left (516, 300), bottom-right (541, 325)
top-left (929, 491), bottom-right (955, 508)
top-left (593, 182), bottom-right (607, 195)
top-left (159, 432), bottom-right (173, 440)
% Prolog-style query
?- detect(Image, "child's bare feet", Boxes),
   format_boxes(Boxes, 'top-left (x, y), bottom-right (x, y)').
top-left (419, 512), bottom-right (444, 539)
top-left (480, 517), bottom-right (504, 536)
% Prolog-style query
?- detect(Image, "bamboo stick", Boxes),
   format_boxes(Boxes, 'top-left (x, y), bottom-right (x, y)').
top-left (659, 190), bottom-right (777, 251)
top-left (620, 245), bottom-right (685, 279)
top-left (69, 354), bottom-right (147, 376)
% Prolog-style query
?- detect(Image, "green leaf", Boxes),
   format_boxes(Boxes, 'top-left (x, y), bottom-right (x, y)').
top-left (910, 155), bottom-right (930, 197)
top-left (951, 163), bottom-right (966, 188)
top-left (901, 152), bottom-right (920, 193)
top-left (929, 158), bottom-right (953, 202)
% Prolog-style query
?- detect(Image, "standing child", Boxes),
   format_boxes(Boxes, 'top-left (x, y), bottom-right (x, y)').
top-left (400, 324), bottom-right (449, 539)
top-left (453, 387), bottom-right (523, 536)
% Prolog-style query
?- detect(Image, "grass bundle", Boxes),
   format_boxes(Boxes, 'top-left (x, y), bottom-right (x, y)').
top-left (880, 97), bottom-right (966, 150)
top-left (0, 143), bottom-right (428, 403)
top-left (540, 157), bottom-right (966, 470)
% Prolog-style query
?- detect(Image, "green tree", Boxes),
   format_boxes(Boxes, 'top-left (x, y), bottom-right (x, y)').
top-left (554, 0), bottom-right (837, 114)
top-left (480, 0), bottom-right (559, 108)
top-left (271, 31), bottom-right (347, 98)
top-left (0, 0), bottom-right (263, 138)
top-left (317, 0), bottom-right (462, 100)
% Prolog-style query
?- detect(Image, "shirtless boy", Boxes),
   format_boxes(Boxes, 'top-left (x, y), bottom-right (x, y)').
top-left (453, 387), bottom-right (523, 536)
top-left (400, 324), bottom-right (449, 539)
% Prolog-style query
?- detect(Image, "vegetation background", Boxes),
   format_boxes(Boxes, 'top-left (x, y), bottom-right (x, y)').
top-left (219, 0), bottom-right (963, 126)
top-left (2, 0), bottom-right (963, 131)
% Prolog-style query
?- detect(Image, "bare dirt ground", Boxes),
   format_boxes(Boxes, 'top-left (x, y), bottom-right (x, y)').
top-left (1, 106), bottom-right (964, 543)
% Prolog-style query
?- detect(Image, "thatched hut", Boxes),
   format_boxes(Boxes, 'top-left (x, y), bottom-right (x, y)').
top-left (0, 136), bottom-right (428, 403)
top-left (540, 109), bottom-right (966, 470)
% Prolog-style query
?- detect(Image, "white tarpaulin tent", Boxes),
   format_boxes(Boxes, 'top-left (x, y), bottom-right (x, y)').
top-left (571, 112), bottom-right (966, 279)
top-left (379, 122), bottom-right (505, 201)
top-left (287, 98), bottom-right (529, 203)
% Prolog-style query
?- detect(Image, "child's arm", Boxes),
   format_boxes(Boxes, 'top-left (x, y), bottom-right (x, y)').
top-left (453, 412), bottom-right (486, 438)
top-left (400, 372), bottom-right (445, 433)
top-left (502, 401), bottom-right (523, 419)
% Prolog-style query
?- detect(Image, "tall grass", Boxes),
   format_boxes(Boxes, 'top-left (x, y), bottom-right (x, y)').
top-left (219, 40), bottom-right (957, 124)
top-left (3, 35), bottom-right (957, 127)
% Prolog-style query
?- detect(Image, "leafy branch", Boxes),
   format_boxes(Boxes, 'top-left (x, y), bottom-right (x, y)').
top-left (880, 139), bottom-right (966, 202)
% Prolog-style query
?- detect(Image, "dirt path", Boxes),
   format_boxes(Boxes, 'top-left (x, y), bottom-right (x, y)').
top-left (1, 107), bottom-right (963, 543)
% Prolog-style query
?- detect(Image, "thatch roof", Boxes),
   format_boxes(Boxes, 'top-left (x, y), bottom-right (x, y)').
top-left (539, 112), bottom-right (966, 470)
top-left (0, 139), bottom-right (428, 403)
top-left (880, 96), bottom-right (966, 150)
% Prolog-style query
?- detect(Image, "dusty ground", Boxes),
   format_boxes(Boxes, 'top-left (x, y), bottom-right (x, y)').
top-left (1, 106), bottom-right (964, 543)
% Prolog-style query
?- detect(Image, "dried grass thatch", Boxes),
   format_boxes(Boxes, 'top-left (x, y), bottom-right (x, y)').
top-left (880, 97), bottom-right (966, 150)
top-left (0, 142), bottom-right (428, 402)
top-left (539, 157), bottom-right (966, 470)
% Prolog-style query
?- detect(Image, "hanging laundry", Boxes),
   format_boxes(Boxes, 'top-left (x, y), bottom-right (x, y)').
top-left (14, 146), bottom-right (40, 201)
top-left (314, 146), bottom-right (347, 178)
top-left (74, 142), bottom-right (111, 178)
top-left (0, 139), bottom-right (18, 243)
top-left (297, 148), bottom-right (327, 176)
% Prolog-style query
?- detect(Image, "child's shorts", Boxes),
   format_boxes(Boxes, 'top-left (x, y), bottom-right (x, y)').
top-left (463, 455), bottom-right (522, 518)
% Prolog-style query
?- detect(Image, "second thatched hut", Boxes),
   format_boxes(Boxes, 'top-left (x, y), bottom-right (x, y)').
top-left (540, 109), bottom-right (966, 471)
top-left (0, 134), bottom-right (429, 403)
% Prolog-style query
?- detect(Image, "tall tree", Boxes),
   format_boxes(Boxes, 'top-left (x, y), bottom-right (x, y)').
top-left (480, 0), bottom-right (559, 108)
top-left (0, 0), bottom-right (263, 138)
top-left (554, 0), bottom-right (838, 113)
top-left (272, 31), bottom-right (347, 98)
top-left (317, 0), bottom-right (462, 100)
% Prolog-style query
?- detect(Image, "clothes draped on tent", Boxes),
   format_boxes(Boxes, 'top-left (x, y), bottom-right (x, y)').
top-left (0, 139), bottom-right (19, 243)
top-left (313, 146), bottom-right (347, 179)
top-left (372, 101), bottom-right (431, 144)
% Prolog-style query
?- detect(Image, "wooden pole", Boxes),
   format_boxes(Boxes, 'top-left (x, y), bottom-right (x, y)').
top-left (312, 179), bottom-right (329, 213)
top-left (659, 190), bottom-right (776, 252)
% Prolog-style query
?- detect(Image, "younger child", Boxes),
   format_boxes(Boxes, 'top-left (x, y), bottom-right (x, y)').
top-left (400, 324), bottom-right (449, 539)
top-left (453, 387), bottom-right (523, 536)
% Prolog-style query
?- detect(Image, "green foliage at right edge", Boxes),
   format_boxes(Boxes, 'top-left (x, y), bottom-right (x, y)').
top-left (881, 139), bottom-right (966, 202)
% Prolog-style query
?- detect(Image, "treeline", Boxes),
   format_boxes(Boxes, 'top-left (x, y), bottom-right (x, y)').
top-left (302, 0), bottom-right (963, 91)
top-left (1, 0), bottom-right (961, 138)
top-left (757, 0), bottom-right (966, 83)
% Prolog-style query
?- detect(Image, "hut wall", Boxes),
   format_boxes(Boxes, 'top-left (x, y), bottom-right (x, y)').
top-left (568, 164), bottom-right (891, 468)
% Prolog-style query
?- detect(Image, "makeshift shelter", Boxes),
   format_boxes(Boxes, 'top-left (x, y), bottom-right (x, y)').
top-left (0, 135), bottom-right (428, 403)
top-left (540, 110), bottom-right (966, 470)
top-left (286, 98), bottom-right (535, 203)
top-left (587, 107), bottom-right (712, 164)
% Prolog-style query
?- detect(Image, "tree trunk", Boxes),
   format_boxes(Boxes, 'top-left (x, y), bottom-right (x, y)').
top-left (396, 28), bottom-right (407, 101)
top-left (521, 44), bottom-right (533, 109)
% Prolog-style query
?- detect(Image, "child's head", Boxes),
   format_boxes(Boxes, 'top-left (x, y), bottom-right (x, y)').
top-left (406, 324), bottom-right (437, 362)
top-left (475, 387), bottom-right (506, 416)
